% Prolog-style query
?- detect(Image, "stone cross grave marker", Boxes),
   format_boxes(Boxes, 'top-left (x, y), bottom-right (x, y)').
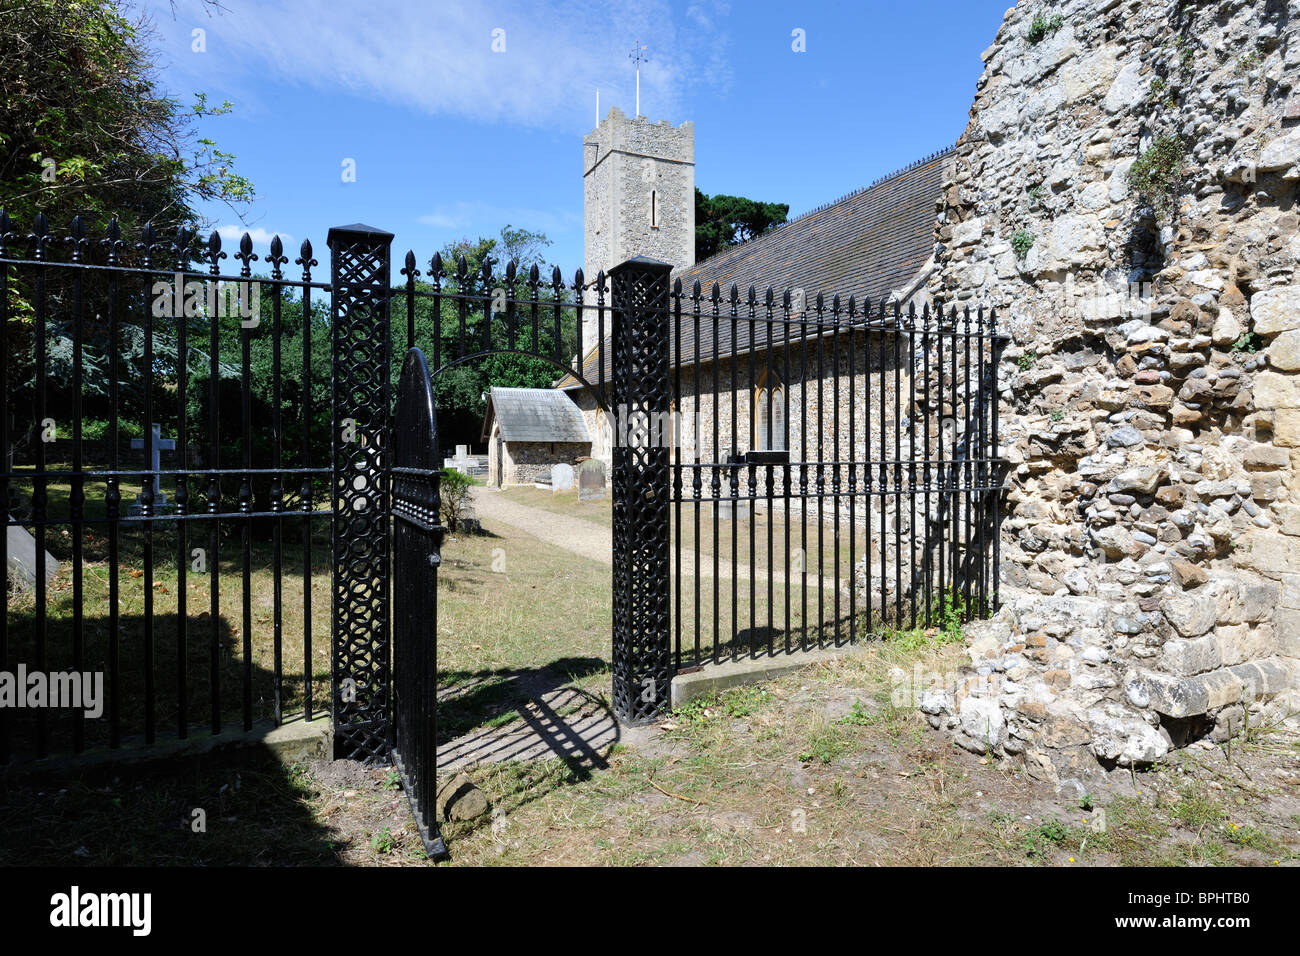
top-left (577, 459), bottom-right (606, 501)
top-left (129, 423), bottom-right (175, 515)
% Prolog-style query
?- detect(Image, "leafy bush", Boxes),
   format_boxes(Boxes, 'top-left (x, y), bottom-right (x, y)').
top-left (439, 467), bottom-right (474, 532)
top-left (1026, 13), bottom-right (1064, 44)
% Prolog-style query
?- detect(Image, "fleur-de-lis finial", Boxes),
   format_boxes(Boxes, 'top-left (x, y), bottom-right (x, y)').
top-left (295, 238), bottom-right (317, 281)
top-left (66, 215), bottom-right (88, 262)
top-left (138, 221), bottom-right (157, 267)
top-left (234, 231), bottom-right (257, 276)
top-left (30, 212), bottom-right (50, 260)
top-left (174, 225), bottom-right (192, 272)
top-left (100, 218), bottom-right (123, 264)
top-left (401, 249), bottom-right (419, 281)
top-left (207, 230), bottom-right (226, 275)
top-left (267, 235), bottom-right (289, 279)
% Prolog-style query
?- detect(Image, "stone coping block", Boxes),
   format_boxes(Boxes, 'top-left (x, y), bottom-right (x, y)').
top-left (1139, 658), bottom-right (1293, 719)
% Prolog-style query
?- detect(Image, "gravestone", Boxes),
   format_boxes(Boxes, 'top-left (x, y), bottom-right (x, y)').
top-left (443, 443), bottom-right (488, 478)
top-left (716, 475), bottom-right (750, 520)
top-left (6, 522), bottom-right (58, 592)
top-left (551, 462), bottom-right (575, 493)
top-left (577, 459), bottom-right (606, 501)
top-left (128, 424), bottom-right (175, 516)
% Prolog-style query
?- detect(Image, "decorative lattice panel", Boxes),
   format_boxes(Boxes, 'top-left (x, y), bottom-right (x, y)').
top-left (609, 258), bottom-right (673, 724)
top-left (328, 224), bottom-right (394, 762)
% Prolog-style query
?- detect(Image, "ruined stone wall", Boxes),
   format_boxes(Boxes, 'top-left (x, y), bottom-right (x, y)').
top-left (926, 0), bottom-right (1300, 778)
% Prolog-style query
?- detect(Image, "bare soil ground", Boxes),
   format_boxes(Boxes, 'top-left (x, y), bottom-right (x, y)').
top-left (292, 647), bottom-right (1299, 867)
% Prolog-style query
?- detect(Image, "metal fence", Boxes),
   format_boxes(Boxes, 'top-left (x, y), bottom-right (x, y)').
top-left (1, 212), bottom-right (333, 763)
top-left (667, 282), bottom-right (1007, 669)
top-left (3, 209), bottom-right (1005, 768)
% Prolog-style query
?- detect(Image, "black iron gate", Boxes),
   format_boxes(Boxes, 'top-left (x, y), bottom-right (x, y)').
top-left (390, 347), bottom-right (446, 860)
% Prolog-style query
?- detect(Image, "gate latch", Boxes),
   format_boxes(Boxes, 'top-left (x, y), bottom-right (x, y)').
top-left (727, 450), bottom-right (789, 466)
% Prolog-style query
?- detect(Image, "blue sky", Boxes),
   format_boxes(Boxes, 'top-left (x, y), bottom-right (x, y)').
top-left (137, 0), bottom-right (1012, 271)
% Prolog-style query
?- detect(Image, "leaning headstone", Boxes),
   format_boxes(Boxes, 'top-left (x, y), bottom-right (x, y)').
top-left (578, 459), bottom-right (606, 501)
top-left (6, 522), bottom-right (58, 592)
top-left (551, 462), bottom-right (575, 493)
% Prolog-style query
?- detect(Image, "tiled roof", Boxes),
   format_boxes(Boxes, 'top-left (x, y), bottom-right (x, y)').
top-left (676, 146), bottom-right (953, 308)
top-left (559, 146), bottom-right (953, 388)
top-left (482, 387), bottom-right (591, 443)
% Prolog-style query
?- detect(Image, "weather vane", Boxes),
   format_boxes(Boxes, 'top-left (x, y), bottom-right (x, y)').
top-left (630, 41), bottom-right (648, 116)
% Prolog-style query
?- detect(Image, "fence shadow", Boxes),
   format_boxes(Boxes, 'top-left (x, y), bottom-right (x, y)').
top-left (433, 656), bottom-right (617, 831)
top-left (0, 744), bottom-right (344, 866)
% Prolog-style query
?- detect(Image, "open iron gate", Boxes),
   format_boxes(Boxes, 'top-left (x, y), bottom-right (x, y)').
top-left (390, 347), bottom-right (447, 860)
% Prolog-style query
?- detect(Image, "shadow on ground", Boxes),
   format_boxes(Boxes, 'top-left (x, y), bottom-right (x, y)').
top-left (0, 746), bottom-right (343, 866)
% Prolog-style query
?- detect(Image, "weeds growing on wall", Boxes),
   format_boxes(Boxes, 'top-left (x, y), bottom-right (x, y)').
top-left (1127, 135), bottom-right (1186, 216)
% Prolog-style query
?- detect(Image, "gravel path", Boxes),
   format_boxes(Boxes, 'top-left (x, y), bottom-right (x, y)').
top-left (470, 486), bottom-right (839, 588)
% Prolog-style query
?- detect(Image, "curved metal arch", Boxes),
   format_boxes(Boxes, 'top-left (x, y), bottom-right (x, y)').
top-left (429, 348), bottom-right (612, 415)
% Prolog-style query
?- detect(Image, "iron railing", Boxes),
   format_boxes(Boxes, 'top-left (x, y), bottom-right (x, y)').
top-left (667, 282), bottom-right (1007, 669)
top-left (1, 212), bottom-right (330, 762)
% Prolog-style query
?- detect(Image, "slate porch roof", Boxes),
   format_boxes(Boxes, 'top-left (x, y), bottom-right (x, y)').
top-left (558, 145), bottom-right (954, 389)
top-left (481, 387), bottom-right (592, 444)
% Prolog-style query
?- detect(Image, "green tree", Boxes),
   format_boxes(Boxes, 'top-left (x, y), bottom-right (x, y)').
top-left (0, 0), bottom-right (253, 236)
top-left (497, 224), bottom-right (551, 271)
top-left (2, 0), bottom-right (254, 458)
top-left (694, 188), bottom-right (789, 261)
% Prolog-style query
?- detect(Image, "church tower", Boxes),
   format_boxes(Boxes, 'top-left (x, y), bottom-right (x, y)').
top-left (582, 106), bottom-right (695, 357)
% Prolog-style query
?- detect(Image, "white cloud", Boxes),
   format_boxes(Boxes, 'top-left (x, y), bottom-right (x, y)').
top-left (415, 201), bottom-right (580, 236)
top-left (215, 224), bottom-right (292, 247)
top-left (145, 0), bottom-right (732, 129)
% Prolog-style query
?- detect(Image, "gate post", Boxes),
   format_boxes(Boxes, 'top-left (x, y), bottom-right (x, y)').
top-left (327, 223), bottom-right (395, 762)
top-left (609, 256), bottom-right (673, 724)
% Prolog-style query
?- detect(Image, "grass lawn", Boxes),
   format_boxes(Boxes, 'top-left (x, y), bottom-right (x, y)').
top-left (433, 521), bottom-right (613, 742)
top-left (353, 506), bottom-right (1300, 867)
top-left (5, 478), bottom-right (1297, 867)
top-left (493, 484), bottom-right (958, 666)
top-left (5, 469), bottom-right (333, 758)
